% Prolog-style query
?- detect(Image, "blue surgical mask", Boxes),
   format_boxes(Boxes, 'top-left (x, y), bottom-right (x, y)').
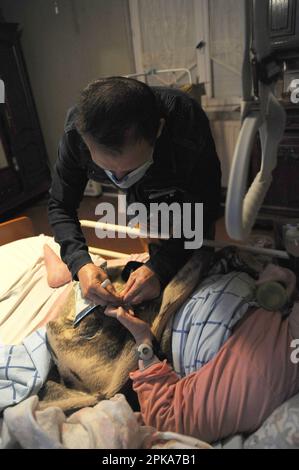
top-left (104, 157), bottom-right (153, 189)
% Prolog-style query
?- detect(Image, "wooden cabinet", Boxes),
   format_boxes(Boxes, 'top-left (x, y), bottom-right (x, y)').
top-left (0, 23), bottom-right (50, 217)
top-left (269, 0), bottom-right (299, 52)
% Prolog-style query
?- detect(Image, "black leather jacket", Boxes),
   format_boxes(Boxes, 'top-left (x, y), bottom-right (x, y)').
top-left (48, 87), bottom-right (222, 286)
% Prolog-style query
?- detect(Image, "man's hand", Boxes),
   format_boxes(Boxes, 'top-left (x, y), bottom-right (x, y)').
top-left (77, 263), bottom-right (121, 306)
top-left (121, 265), bottom-right (161, 305)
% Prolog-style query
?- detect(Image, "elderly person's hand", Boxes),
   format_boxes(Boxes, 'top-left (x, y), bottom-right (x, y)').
top-left (104, 305), bottom-right (153, 346)
top-left (256, 263), bottom-right (297, 300)
top-left (104, 306), bottom-right (162, 374)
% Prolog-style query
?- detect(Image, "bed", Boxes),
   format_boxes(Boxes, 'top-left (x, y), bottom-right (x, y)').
top-left (1, 216), bottom-right (299, 449)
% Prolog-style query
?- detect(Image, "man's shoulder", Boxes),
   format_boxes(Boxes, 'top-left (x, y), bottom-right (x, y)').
top-left (152, 86), bottom-right (193, 110)
top-left (64, 106), bottom-right (79, 133)
top-left (152, 86), bottom-right (209, 145)
top-left (152, 86), bottom-right (207, 125)
top-left (60, 106), bottom-right (89, 162)
top-left (62, 106), bottom-right (85, 151)
top-left (152, 85), bottom-right (193, 102)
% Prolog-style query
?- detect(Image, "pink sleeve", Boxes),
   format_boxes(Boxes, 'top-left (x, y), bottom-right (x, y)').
top-left (129, 360), bottom-right (198, 435)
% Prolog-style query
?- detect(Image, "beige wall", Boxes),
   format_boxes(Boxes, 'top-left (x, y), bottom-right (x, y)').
top-left (0, 0), bottom-right (135, 168)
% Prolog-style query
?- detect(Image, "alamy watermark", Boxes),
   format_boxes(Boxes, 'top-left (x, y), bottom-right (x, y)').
top-left (291, 339), bottom-right (299, 364)
top-left (93, 194), bottom-right (203, 250)
top-left (290, 79), bottom-right (299, 104)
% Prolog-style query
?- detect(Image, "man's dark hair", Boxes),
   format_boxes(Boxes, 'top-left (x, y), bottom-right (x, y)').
top-left (76, 77), bottom-right (161, 153)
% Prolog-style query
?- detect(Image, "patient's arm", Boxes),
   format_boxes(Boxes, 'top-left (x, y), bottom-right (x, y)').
top-left (104, 306), bottom-right (164, 375)
top-left (104, 305), bottom-right (153, 346)
top-left (43, 244), bottom-right (72, 288)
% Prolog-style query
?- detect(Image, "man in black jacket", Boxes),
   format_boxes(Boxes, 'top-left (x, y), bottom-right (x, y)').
top-left (48, 77), bottom-right (221, 307)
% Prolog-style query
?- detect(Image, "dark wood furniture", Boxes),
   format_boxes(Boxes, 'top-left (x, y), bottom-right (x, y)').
top-left (248, 2), bottom-right (299, 218)
top-left (0, 23), bottom-right (50, 218)
top-left (0, 216), bottom-right (34, 246)
top-left (269, 0), bottom-right (299, 56)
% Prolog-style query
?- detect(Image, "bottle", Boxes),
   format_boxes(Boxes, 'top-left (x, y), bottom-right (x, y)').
top-left (256, 281), bottom-right (288, 311)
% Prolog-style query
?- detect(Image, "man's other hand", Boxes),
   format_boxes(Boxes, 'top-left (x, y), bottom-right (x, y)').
top-left (121, 265), bottom-right (161, 305)
top-left (77, 263), bottom-right (121, 306)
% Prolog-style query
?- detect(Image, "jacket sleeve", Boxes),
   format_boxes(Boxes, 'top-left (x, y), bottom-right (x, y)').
top-left (146, 101), bottom-right (222, 287)
top-left (48, 130), bottom-right (92, 279)
top-left (129, 360), bottom-right (206, 437)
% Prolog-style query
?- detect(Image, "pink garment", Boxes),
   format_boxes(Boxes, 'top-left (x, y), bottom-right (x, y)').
top-left (130, 307), bottom-right (299, 443)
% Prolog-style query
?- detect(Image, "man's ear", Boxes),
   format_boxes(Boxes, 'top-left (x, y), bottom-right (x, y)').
top-left (157, 118), bottom-right (165, 139)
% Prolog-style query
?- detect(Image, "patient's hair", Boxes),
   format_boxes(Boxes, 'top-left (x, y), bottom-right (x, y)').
top-left (75, 77), bottom-right (160, 153)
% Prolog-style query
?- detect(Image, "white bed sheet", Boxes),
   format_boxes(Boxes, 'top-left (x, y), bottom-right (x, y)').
top-left (0, 235), bottom-right (105, 345)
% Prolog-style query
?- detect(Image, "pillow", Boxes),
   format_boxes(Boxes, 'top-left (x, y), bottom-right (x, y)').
top-left (244, 393), bottom-right (299, 449)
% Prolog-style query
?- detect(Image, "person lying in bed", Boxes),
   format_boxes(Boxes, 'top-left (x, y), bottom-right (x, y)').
top-left (104, 264), bottom-right (299, 444)
top-left (43, 245), bottom-right (299, 442)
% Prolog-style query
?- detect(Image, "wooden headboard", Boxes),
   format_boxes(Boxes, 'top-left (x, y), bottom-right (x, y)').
top-left (0, 216), bottom-right (35, 246)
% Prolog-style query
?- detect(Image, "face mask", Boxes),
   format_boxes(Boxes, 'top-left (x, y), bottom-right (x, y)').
top-left (104, 157), bottom-right (153, 189)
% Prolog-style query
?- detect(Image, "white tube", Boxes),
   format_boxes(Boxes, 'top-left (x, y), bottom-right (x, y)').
top-left (82, 220), bottom-right (289, 259)
top-left (88, 246), bottom-right (129, 259)
top-left (203, 239), bottom-right (289, 260)
top-left (80, 220), bottom-right (143, 237)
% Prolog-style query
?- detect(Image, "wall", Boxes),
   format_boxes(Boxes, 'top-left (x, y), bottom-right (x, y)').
top-left (0, 0), bottom-right (135, 168)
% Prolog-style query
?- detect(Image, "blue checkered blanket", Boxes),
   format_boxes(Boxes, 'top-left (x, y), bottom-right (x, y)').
top-left (172, 271), bottom-right (257, 378)
top-left (0, 328), bottom-right (52, 412)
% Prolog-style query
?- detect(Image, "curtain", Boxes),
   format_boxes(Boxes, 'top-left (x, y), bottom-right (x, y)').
top-left (138, 0), bottom-right (198, 86)
top-left (209, 0), bottom-right (245, 76)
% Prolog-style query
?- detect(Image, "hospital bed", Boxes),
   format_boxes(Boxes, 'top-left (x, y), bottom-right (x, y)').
top-left (1, 215), bottom-right (299, 449)
top-left (1, 0), bottom-right (298, 448)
